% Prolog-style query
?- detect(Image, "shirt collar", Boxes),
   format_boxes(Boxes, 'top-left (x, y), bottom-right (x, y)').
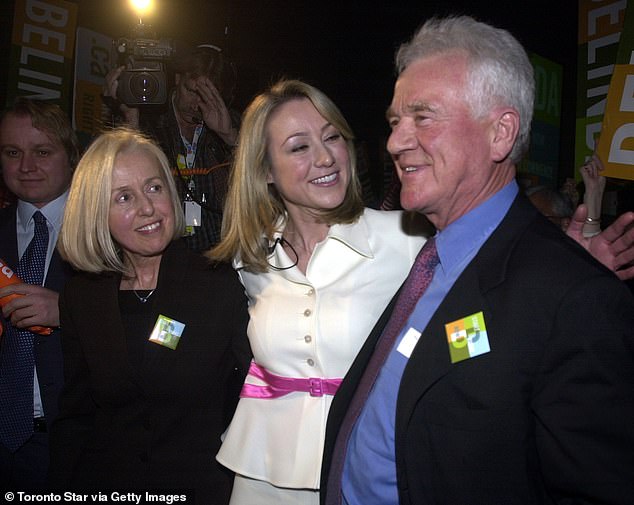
top-left (325, 216), bottom-right (374, 258)
top-left (436, 180), bottom-right (518, 274)
top-left (17, 189), bottom-right (69, 233)
top-left (269, 212), bottom-right (373, 259)
top-left (248, 213), bottom-right (373, 273)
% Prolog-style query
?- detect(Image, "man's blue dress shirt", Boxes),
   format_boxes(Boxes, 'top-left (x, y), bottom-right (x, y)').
top-left (342, 181), bottom-right (518, 505)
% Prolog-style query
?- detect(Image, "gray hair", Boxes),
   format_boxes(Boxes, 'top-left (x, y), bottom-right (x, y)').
top-left (395, 15), bottom-right (534, 163)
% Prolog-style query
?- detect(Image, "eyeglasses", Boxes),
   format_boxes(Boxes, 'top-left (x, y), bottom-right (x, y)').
top-left (266, 236), bottom-right (299, 271)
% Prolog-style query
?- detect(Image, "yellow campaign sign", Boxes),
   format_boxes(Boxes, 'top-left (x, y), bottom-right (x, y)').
top-left (597, 63), bottom-right (634, 180)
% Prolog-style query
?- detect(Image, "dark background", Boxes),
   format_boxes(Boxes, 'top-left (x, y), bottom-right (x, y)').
top-left (0, 0), bottom-right (579, 188)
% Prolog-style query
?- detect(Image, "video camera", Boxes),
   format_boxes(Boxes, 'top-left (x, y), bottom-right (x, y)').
top-left (115, 23), bottom-right (174, 106)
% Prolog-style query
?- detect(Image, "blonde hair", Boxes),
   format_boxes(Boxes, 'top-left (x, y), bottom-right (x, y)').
top-left (59, 128), bottom-right (185, 274)
top-left (209, 79), bottom-right (363, 272)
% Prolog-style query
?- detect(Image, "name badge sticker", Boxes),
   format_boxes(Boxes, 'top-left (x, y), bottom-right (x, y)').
top-left (445, 311), bottom-right (490, 363)
top-left (184, 201), bottom-right (202, 237)
top-left (149, 314), bottom-right (185, 350)
top-left (396, 327), bottom-right (422, 358)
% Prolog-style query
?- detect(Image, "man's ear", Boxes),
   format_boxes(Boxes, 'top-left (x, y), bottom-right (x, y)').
top-left (490, 109), bottom-right (520, 162)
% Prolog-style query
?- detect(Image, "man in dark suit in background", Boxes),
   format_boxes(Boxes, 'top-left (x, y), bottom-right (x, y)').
top-left (0, 98), bottom-right (78, 488)
top-left (322, 15), bottom-right (634, 505)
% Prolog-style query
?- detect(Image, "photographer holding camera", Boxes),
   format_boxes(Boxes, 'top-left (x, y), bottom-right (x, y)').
top-left (104, 44), bottom-right (238, 252)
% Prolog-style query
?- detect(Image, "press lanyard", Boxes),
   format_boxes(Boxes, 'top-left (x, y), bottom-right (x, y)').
top-left (180, 124), bottom-right (204, 235)
top-left (182, 123), bottom-right (204, 170)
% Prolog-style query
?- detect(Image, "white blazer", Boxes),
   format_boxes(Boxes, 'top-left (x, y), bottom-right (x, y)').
top-left (217, 209), bottom-right (428, 489)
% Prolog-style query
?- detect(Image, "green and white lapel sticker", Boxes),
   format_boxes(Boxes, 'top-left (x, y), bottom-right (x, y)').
top-left (444, 311), bottom-right (490, 363)
top-left (149, 314), bottom-right (185, 350)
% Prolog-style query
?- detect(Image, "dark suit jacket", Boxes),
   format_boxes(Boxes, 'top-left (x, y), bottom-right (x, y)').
top-left (0, 204), bottom-right (72, 435)
top-left (322, 195), bottom-right (634, 505)
top-left (49, 240), bottom-right (250, 504)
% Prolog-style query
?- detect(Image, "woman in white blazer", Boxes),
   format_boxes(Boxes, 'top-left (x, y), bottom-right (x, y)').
top-left (209, 79), bottom-right (429, 505)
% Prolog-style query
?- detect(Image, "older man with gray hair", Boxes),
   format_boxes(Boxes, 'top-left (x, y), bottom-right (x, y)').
top-left (322, 15), bottom-right (634, 505)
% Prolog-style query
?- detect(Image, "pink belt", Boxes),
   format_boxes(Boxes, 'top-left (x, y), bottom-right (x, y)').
top-left (240, 361), bottom-right (342, 399)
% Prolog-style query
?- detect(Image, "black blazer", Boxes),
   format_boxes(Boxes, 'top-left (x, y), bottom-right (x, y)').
top-left (49, 240), bottom-right (250, 504)
top-left (0, 204), bottom-right (72, 431)
top-left (322, 195), bottom-right (634, 505)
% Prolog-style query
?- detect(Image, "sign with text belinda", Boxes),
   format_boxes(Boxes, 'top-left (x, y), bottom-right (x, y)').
top-left (6, 0), bottom-right (78, 112)
top-left (576, 0), bottom-right (628, 176)
top-left (596, 63), bottom-right (634, 179)
top-left (596, 3), bottom-right (634, 180)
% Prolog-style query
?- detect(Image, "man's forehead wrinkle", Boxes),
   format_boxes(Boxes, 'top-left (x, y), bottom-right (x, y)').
top-left (386, 99), bottom-right (433, 119)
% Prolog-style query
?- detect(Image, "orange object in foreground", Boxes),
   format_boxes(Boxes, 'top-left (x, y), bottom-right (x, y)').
top-left (0, 257), bottom-right (53, 337)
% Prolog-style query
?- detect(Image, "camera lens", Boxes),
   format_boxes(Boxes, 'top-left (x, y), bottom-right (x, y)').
top-left (129, 72), bottom-right (160, 102)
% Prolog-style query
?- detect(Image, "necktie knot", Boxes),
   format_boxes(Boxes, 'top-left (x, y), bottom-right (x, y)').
top-left (414, 236), bottom-right (439, 271)
top-left (403, 236), bottom-right (439, 305)
top-left (17, 210), bottom-right (49, 287)
top-left (32, 210), bottom-right (46, 228)
top-left (32, 211), bottom-right (48, 247)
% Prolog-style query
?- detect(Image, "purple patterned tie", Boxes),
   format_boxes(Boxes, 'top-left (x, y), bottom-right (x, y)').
top-left (0, 211), bottom-right (49, 452)
top-left (325, 236), bottom-right (439, 505)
